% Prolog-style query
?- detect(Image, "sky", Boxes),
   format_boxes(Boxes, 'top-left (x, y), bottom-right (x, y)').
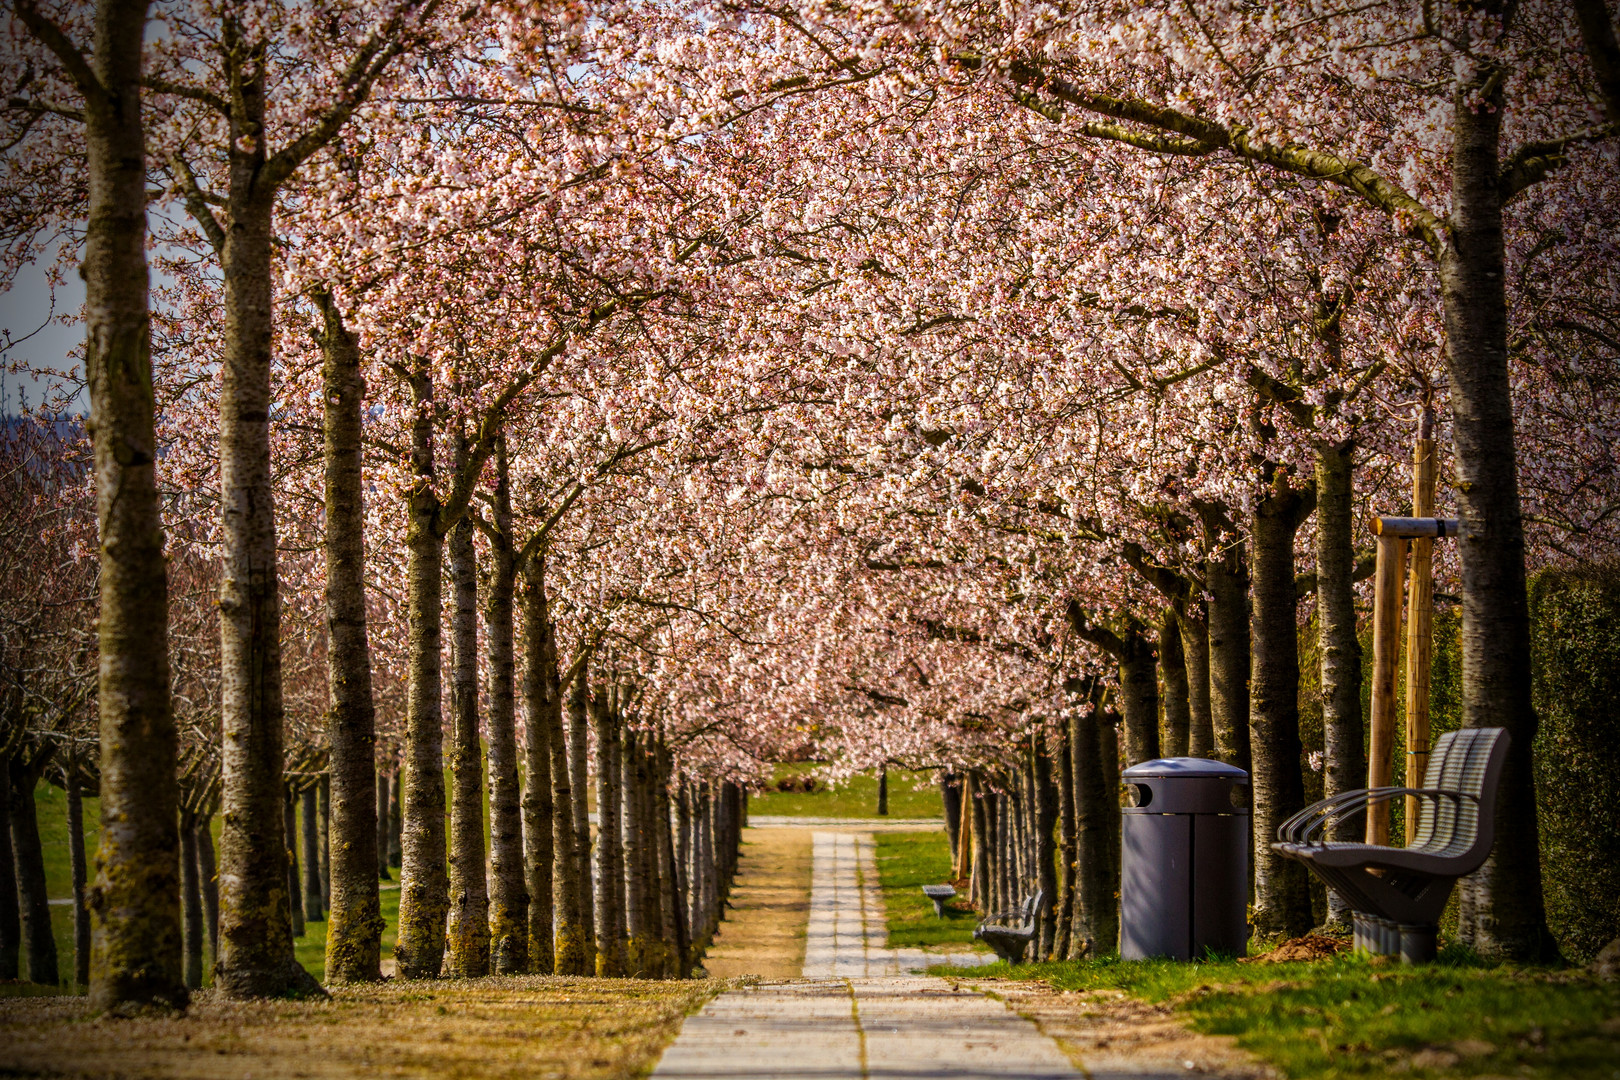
top-left (1, 246), bottom-right (87, 416)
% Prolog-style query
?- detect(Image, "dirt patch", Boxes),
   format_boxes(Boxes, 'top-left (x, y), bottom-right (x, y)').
top-left (703, 827), bottom-right (813, 979)
top-left (961, 979), bottom-right (1276, 1079)
top-left (0, 975), bottom-right (717, 1079)
top-left (1241, 934), bottom-right (1350, 964)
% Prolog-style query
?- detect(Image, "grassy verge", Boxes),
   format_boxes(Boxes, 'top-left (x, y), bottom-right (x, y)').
top-left (747, 764), bottom-right (943, 819)
top-left (939, 951), bottom-right (1620, 1079)
top-left (0, 975), bottom-right (721, 1079)
top-left (871, 830), bottom-right (985, 951)
top-left (30, 777), bottom-right (430, 989)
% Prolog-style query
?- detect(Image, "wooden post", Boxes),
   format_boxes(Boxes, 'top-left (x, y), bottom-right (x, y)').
top-left (955, 773), bottom-right (973, 881)
top-left (1366, 532), bottom-right (1408, 846)
top-left (1404, 416), bottom-right (1437, 842)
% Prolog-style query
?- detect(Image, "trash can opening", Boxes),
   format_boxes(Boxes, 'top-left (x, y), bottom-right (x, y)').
top-left (1126, 783), bottom-right (1152, 808)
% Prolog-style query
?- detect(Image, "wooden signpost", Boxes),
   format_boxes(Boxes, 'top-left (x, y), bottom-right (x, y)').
top-left (1365, 416), bottom-right (1456, 847)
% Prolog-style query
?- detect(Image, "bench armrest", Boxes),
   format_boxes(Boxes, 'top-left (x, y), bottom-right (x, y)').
top-left (1278, 787), bottom-right (1479, 844)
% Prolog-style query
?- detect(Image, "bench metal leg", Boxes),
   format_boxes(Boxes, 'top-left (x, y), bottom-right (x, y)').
top-left (1353, 912), bottom-right (1404, 957)
top-left (1399, 924), bottom-right (1437, 965)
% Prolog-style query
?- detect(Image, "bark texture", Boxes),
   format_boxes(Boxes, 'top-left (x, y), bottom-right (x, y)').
top-left (593, 687), bottom-right (628, 975)
top-left (375, 770), bottom-right (392, 882)
top-left (52, 0), bottom-right (188, 1012)
top-left (485, 440), bottom-right (527, 974)
top-left (180, 812), bottom-right (203, 988)
top-left (1069, 700), bottom-right (1120, 958)
top-left (445, 505), bottom-right (490, 978)
top-left (66, 764), bottom-right (91, 987)
top-left (395, 366), bottom-right (448, 980)
top-left (1118, 625), bottom-right (1159, 766)
top-left (1249, 480), bottom-right (1316, 939)
top-left (1033, 738), bottom-right (1059, 959)
top-left (1314, 440), bottom-right (1364, 926)
top-left (314, 290), bottom-right (382, 982)
top-left (9, 759), bottom-right (58, 986)
top-left (213, 48), bottom-right (306, 999)
top-left (300, 787), bottom-right (323, 922)
top-left (1179, 603), bottom-right (1215, 757)
top-left (1158, 608), bottom-right (1191, 758)
top-left (1443, 52), bottom-right (1556, 961)
top-left (567, 672), bottom-right (594, 959)
top-left (521, 556), bottom-right (559, 975)
top-left (1205, 530), bottom-right (1252, 774)
top-left (284, 790), bottom-right (304, 940)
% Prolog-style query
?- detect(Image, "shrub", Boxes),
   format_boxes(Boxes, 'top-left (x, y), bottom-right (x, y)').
top-left (1529, 564), bottom-right (1620, 961)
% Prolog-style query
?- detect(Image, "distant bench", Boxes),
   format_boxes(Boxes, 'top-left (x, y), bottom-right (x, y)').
top-left (973, 890), bottom-right (1044, 965)
top-left (921, 884), bottom-right (956, 918)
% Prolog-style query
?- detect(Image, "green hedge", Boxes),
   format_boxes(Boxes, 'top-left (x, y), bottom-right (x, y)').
top-left (1529, 565), bottom-right (1620, 962)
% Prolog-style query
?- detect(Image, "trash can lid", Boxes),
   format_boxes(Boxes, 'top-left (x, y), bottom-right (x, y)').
top-left (1122, 756), bottom-right (1249, 781)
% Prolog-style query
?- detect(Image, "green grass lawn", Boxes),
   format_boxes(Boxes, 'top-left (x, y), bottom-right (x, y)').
top-left (872, 830), bottom-right (984, 950)
top-left (29, 782), bottom-right (397, 991)
top-left (939, 951), bottom-right (1620, 1079)
top-left (747, 764), bottom-right (945, 819)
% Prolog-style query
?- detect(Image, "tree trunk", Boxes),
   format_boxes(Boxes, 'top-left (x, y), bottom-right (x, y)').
top-left (696, 783), bottom-right (716, 947)
top-left (676, 782), bottom-right (695, 946)
top-left (593, 686), bottom-right (628, 976)
top-left (1206, 537), bottom-right (1252, 774)
top-left (396, 365), bottom-right (449, 980)
top-left (941, 773), bottom-right (961, 860)
top-left (375, 770), bottom-right (392, 882)
top-left (1055, 727), bottom-right (1075, 959)
top-left (301, 786), bottom-right (323, 922)
top-left (518, 554), bottom-right (554, 975)
top-left (1249, 481), bottom-right (1316, 939)
top-left (1314, 440), bottom-right (1363, 927)
top-left (388, 770), bottom-right (403, 869)
top-left (657, 741), bottom-right (688, 978)
top-left (1442, 53), bottom-right (1557, 963)
top-left (180, 811), bottom-right (204, 988)
top-left (621, 725), bottom-right (647, 975)
top-left (197, 815), bottom-right (218, 963)
top-left (318, 776), bottom-right (331, 911)
top-left (876, 765), bottom-right (888, 816)
top-left (567, 671), bottom-right (595, 959)
top-left (0, 772), bottom-right (15, 981)
top-left (284, 788), bottom-right (304, 939)
top-left (1033, 737), bottom-right (1059, 960)
top-left (74, 0), bottom-right (187, 1011)
top-left (1180, 602), bottom-right (1215, 757)
top-left (1071, 705), bottom-right (1119, 957)
top-left (1118, 625), bottom-right (1160, 766)
top-left (66, 765), bottom-right (91, 987)
top-left (1159, 608), bottom-right (1191, 758)
top-left (969, 776), bottom-right (989, 912)
top-left (445, 504), bottom-right (490, 979)
top-left (215, 69), bottom-right (303, 993)
top-left (314, 289), bottom-right (381, 982)
top-left (9, 761), bottom-right (58, 985)
top-left (486, 439), bottom-right (528, 975)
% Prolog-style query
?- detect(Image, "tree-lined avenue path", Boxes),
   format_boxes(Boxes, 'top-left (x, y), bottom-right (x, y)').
top-left (653, 829), bottom-right (1185, 1080)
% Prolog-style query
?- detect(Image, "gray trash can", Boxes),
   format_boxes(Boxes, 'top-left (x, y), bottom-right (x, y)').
top-left (1120, 757), bottom-right (1250, 961)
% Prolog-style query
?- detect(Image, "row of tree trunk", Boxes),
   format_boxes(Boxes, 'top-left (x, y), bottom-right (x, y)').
top-left (953, 703), bottom-right (1122, 963)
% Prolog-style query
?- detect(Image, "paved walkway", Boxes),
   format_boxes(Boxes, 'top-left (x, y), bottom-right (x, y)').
top-left (653, 830), bottom-right (1083, 1080)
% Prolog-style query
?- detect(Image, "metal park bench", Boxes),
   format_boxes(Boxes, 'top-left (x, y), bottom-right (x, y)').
top-left (921, 884), bottom-right (956, 918)
top-left (973, 889), bottom-right (1045, 965)
top-left (1273, 727), bottom-right (1509, 963)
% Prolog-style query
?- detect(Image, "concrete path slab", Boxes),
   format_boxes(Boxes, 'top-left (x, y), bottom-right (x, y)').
top-left (653, 831), bottom-right (1088, 1080)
